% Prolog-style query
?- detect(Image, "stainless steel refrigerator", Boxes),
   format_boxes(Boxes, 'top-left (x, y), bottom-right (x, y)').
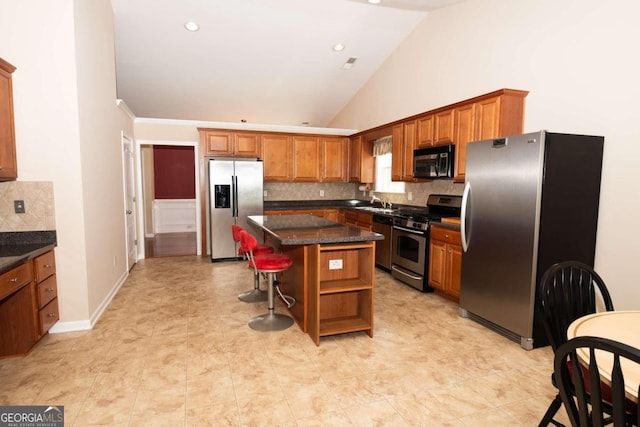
top-left (459, 131), bottom-right (604, 349)
top-left (208, 159), bottom-right (263, 261)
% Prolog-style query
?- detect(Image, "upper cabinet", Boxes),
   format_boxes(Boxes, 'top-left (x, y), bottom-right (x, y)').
top-left (416, 115), bottom-right (434, 148)
top-left (262, 134), bottom-right (292, 182)
top-left (199, 129), bottom-right (261, 157)
top-left (0, 58), bottom-right (18, 181)
top-left (321, 136), bottom-right (348, 182)
top-left (384, 88), bottom-right (527, 182)
top-left (453, 90), bottom-right (527, 182)
top-left (292, 136), bottom-right (321, 182)
top-left (401, 120), bottom-right (417, 181)
top-left (434, 109), bottom-right (455, 146)
top-left (349, 135), bottom-right (374, 183)
top-left (391, 120), bottom-right (418, 182)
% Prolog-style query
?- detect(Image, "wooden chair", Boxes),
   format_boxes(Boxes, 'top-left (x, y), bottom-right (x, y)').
top-left (554, 336), bottom-right (640, 427)
top-left (538, 261), bottom-right (614, 427)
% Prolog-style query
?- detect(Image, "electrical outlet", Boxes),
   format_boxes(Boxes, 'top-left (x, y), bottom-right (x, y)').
top-left (408, 192), bottom-right (413, 201)
top-left (329, 259), bottom-right (343, 270)
top-left (14, 200), bottom-right (25, 214)
top-left (263, 190), bottom-right (268, 197)
top-left (320, 190), bottom-right (325, 197)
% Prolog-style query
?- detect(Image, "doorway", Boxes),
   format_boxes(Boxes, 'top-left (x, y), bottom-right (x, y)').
top-left (140, 143), bottom-right (199, 258)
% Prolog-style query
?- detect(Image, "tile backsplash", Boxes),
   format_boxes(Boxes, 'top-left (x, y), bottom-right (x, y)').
top-left (264, 183), bottom-right (357, 201)
top-left (0, 181), bottom-right (56, 232)
top-left (263, 181), bottom-right (464, 207)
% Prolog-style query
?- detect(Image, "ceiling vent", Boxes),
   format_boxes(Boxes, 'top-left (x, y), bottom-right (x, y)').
top-left (342, 57), bottom-right (358, 70)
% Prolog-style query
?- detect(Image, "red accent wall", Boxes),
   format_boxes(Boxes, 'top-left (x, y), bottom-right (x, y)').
top-left (153, 146), bottom-right (196, 199)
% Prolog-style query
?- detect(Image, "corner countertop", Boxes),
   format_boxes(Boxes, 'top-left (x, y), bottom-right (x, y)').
top-left (248, 215), bottom-right (383, 245)
top-left (0, 231), bottom-right (57, 275)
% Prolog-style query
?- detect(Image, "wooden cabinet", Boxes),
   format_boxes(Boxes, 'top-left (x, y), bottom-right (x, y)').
top-left (343, 210), bottom-right (372, 231)
top-left (199, 129), bottom-right (261, 157)
top-left (402, 120), bottom-right (417, 181)
top-left (391, 120), bottom-right (417, 182)
top-left (0, 58), bottom-right (18, 181)
top-left (262, 134), bottom-right (292, 182)
top-left (434, 109), bottom-right (455, 146)
top-left (34, 250), bottom-right (58, 336)
top-left (265, 209), bottom-right (339, 223)
top-left (321, 137), bottom-right (348, 182)
top-left (452, 103), bottom-right (476, 183)
top-left (416, 115), bottom-right (435, 148)
top-left (391, 124), bottom-right (403, 181)
top-left (454, 90), bottom-right (527, 182)
top-left (349, 136), bottom-right (374, 183)
top-left (292, 136), bottom-right (321, 182)
top-left (0, 249), bottom-right (58, 357)
top-left (308, 242), bottom-right (375, 345)
top-left (428, 226), bottom-right (462, 299)
top-left (0, 262), bottom-right (36, 357)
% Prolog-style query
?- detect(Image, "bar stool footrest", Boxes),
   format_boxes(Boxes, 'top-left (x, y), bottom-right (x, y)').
top-left (238, 288), bottom-right (268, 303)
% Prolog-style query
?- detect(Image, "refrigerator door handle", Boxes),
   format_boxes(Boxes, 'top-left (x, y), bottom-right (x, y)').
top-left (232, 175), bottom-right (238, 218)
top-left (461, 181), bottom-right (471, 252)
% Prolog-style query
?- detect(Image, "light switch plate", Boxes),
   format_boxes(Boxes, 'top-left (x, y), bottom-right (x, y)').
top-left (329, 259), bottom-right (343, 270)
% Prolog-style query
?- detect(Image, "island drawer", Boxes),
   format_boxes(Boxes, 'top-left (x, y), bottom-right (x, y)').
top-left (34, 250), bottom-right (56, 282)
top-left (36, 275), bottom-right (57, 308)
top-left (0, 262), bottom-right (32, 301)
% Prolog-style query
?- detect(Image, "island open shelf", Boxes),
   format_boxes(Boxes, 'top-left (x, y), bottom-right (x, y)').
top-left (308, 242), bottom-right (375, 345)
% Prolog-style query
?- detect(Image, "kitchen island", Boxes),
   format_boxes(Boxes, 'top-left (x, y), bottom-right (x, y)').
top-left (248, 215), bottom-right (383, 345)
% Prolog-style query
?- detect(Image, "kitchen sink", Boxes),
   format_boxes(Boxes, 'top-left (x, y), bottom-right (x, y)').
top-left (355, 206), bottom-right (396, 215)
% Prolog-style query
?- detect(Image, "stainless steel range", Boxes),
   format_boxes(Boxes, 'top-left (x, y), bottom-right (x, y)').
top-left (391, 194), bottom-right (462, 291)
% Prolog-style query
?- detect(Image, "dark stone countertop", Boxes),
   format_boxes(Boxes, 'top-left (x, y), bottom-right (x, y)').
top-left (264, 199), bottom-right (370, 210)
top-left (0, 231), bottom-right (57, 275)
top-left (248, 215), bottom-right (383, 245)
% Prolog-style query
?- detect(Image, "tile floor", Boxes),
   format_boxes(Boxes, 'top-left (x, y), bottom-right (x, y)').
top-left (0, 256), bottom-right (570, 426)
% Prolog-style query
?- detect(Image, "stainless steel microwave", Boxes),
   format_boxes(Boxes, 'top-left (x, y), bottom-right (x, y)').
top-left (413, 144), bottom-right (455, 179)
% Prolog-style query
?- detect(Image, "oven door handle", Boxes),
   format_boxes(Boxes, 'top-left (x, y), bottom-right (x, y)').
top-left (391, 265), bottom-right (424, 280)
top-left (393, 225), bottom-right (426, 236)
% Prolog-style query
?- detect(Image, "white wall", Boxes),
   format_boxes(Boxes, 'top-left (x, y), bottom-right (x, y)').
top-left (0, 0), bottom-right (133, 326)
top-left (331, 0), bottom-right (640, 309)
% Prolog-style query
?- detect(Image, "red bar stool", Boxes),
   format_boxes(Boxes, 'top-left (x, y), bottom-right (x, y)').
top-left (239, 230), bottom-right (294, 331)
top-left (231, 224), bottom-right (273, 302)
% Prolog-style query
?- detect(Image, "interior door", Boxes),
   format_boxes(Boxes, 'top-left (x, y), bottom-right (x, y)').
top-left (122, 134), bottom-right (137, 270)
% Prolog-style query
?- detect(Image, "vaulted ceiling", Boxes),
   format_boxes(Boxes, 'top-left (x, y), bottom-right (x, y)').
top-left (111, 0), bottom-right (466, 127)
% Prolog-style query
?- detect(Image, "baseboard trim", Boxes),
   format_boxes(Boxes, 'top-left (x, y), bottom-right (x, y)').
top-left (49, 268), bottom-right (129, 334)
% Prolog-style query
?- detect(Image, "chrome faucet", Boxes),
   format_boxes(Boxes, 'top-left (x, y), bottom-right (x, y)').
top-left (371, 195), bottom-right (390, 209)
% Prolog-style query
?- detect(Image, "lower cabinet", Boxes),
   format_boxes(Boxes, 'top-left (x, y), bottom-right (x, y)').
top-left (343, 210), bottom-right (372, 230)
top-left (428, 226), bottom-right (462, 299)
top-left (264, 209), bottom-right (339, 222)
top-left (0, 249), bottom-right (58, 358)
top-left (34, 250), bottom-right (58, 337)
top-left (308, 242), bottom-right (374, 345)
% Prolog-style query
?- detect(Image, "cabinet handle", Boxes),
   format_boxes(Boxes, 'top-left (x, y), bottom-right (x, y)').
top-left (48, 312), bottom-right (57, 317)
top-left (9, 277), bottom-right (18, 282)
top-left (448, 249), bottom-right (452, 253)
top-left (46, 287), bottom-right (54, 292)
top-left (44, 264), bottom-right (53, 268)
top-left (445, 234), bottom-right (449, 238)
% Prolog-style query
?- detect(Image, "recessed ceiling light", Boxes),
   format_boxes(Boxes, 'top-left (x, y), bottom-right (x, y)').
top-left (368, 0), bottom-right (382, 4)
top-left (332, 43), bottom-right (345, 52)
top-left (184, 21), bottom-right (199, 32)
